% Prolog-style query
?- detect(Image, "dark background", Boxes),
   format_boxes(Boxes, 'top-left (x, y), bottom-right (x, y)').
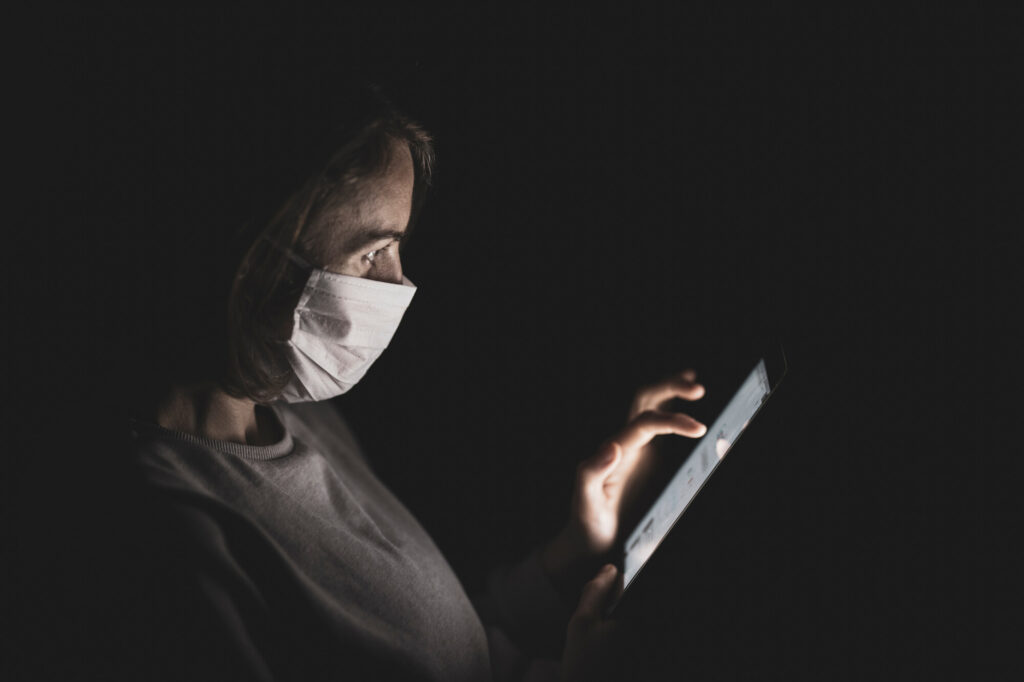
top-left (10, 3), bottom-right (1011, 680)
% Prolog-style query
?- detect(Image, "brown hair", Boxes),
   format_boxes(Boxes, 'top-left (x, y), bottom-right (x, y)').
top-left (222, 89), bottom-right (434, 403)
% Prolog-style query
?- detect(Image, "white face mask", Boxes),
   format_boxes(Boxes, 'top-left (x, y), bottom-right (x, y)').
top-left (278, 262), bottom-right (416, 403)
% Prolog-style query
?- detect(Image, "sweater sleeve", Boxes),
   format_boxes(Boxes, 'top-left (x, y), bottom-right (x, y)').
top-left (114, 496), bottom-right (279, 681)
top-left (473, 547), bottom-right (574, 682)
top-left (124, 488), bottom-right (435, 682)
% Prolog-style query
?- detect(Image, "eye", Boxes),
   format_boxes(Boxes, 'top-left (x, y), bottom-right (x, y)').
top-left (362, 239), bottom-right (399, 266)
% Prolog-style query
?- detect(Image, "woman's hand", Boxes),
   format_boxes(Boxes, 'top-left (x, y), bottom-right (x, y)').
top-left (542, 370), bottom-right (706, 596)
top-left (561, 564), bottom-right (622, 682)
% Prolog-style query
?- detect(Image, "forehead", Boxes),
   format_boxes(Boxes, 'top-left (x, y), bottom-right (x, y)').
top-left (337, 140), bottom-right (414, 230)
top-left (306, 140), bottom-right (415, 261)
top-left (362, 141), bottom-right (414, 214)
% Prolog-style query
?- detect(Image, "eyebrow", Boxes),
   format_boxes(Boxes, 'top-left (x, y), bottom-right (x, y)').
top-left (343, 226), bottom-right (407, 253)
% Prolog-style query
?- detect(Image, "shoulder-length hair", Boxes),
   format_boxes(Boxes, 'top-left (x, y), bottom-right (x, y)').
top-left (219, 87), bottom-right (434, 403)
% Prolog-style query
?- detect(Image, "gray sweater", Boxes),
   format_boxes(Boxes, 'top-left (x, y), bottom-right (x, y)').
top-left (129, 400), bottom-right (568, 681)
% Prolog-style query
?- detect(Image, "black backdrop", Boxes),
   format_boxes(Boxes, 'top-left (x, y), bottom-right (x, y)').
top-left (10, 4), bottom-right (1009, 680)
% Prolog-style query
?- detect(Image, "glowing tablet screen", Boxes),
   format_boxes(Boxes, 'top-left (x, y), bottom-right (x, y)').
top-left (621, 359), bottom-right (771, 590)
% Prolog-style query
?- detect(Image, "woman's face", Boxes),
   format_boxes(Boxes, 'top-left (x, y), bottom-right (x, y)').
top-left (320, 141), bottom-right (415, 284)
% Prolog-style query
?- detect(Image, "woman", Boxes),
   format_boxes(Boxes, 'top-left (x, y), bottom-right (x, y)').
top-left (124, 87), bottom-right (707, 681)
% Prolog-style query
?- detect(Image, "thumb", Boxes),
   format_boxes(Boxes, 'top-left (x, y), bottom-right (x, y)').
top-left (580, 442), bottom-right (622, 493)
top-left (575, 564), bottom-right (619, 620)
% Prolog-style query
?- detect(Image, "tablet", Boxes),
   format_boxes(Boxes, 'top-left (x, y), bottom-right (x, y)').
top-left (606, 344), bottom-right (788, 615)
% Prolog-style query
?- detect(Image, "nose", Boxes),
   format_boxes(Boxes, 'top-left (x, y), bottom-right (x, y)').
top-left (370, 252), bottom-right (403, 285)
top-left (390, 254), bottom-right (404, 284)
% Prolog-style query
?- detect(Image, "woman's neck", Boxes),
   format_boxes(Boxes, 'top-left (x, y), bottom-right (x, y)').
top-left (155, 383), bottom-right (282, 446)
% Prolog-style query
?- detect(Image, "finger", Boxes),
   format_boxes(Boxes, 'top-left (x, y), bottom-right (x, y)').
top-left (614, 410), bottom-right (707, 453)
top-left (630, 371), bottom-right (705, 418)
top-left (577, 442), bottom-right (623, 495)
top-left (638, 373), bottom-right (705, 409)
top-left (575, 564), bottom-right (618, 620)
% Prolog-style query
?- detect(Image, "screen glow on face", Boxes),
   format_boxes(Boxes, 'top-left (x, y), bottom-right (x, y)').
top-left (622, 359), bottom-right (771, 589)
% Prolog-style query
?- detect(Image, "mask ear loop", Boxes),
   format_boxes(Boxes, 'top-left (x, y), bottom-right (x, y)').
top-left (258, 235), bottom-right (314, 351)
